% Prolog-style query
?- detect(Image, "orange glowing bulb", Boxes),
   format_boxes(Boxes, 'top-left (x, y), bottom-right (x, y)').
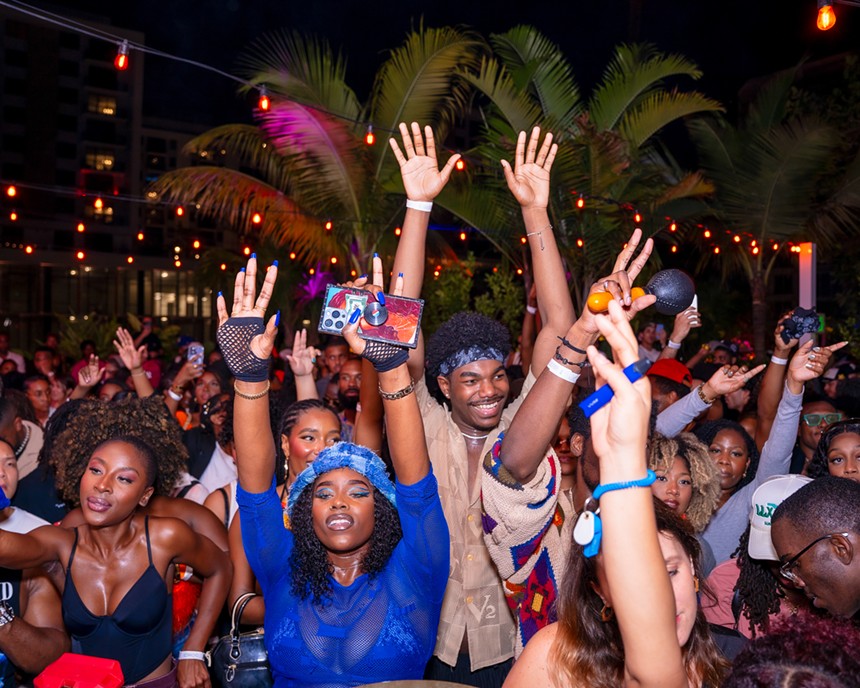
top-left (365, 126), bottom-right (375, 145)
top-left (351, 270), bottom-right (357, 277)
top-left (114, 41), bottom-right (129, 71)
top-left (733, 235), bottom-right (741, 243)
top-left (324, 220), bottom-right (332, 231)
top-left (433, 270), bottom-right (440, 278)
top-left (751, 240), bottom-right (756, 247)
top-left (252, 213), bottom-right (262, 224)
top-left (714, 247), bottom-right (720, 255)
top-left (94, 198), bottom-right (103, 210)
top-left (459, 231), bottom-right (467, 241)
top-left (127, 256), bottom-right (134, 264)
top-left (576, 197), bottom-right (585, 209)
top-left (137, 232), bottom-right (144, 241)
top-left (77, 222), bottom-right (85, 233)
top-left (752, 247), bottom-right (760, 255)
top-left (76, 250), bottom-right (85, 260)
top-left (330, 256), bottom-right (337, 264)
top-left (220, 263), bottom-right (227, 271)
top-left (176, 206), bottom-right (184, 217)
top-left (175, 260), bottom-right (182, 268)
top-left (9, 212), bottom-right (17, 222)
top-left (817, 4), bottom-right (836, 30)
top-left (704, 230), bottom-right (711, 239)
top-left (634, 212), bottom-right (641, 224)
top-left (289, 252), bottom-right (297, 260)
top-left (24, 245), bottom-right (33, 254)
top-left (516, 268), bottom-right (523, 275)
top-left (455, 159), bottom-right (465, 171)
top-left (5, 185), bottom-right (16, 198)
top-left (192, 240), bottom-right (201, 249)
top-left (576, 238), bottom-right (584, 247)
top-left (669, 222), bottom-right (677, 232)
top-left (258, 86), bottom-right (270, 111)
top-left (772, 243), bottom-right (779, 250)
top-left (671, 245), bottom-right (677, 253)
top-left (309, 268), bottom-right (315, 275)
top-left (520, 236), bottom-right (527, 244)
top-left (394, 227), bottom-right (401, 236)
top-left (243, 247), bottom-right (251, 256)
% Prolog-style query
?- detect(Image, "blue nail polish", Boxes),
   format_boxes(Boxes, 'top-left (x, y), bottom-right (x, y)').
top-left (373, 252), bottom-right (379, 258)
top-left (378, 292), bottom-right (386, 306)
top-left (217, 291), bottom-right (222, 298)
top-left (240, 267), bottom-right (245, 273)
top-left (272, 259), bottom-right (279, 268)
top-left (251, 252), bottom-right (256, 259)
top-left (398, 272), bottom-right (404, 278)
top-left (359, 274), bottom-right (367, 280)
top-left (349, 308), bottom-right (361, 324)
top-left (275, 310), bottom-right (281, 326)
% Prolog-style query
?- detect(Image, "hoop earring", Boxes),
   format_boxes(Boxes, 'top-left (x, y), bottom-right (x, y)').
top-left (600, 604), bottom-right (614, 623)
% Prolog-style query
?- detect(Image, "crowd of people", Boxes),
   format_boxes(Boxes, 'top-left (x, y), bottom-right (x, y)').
top-left (0, 124), bottom-right (856, 688)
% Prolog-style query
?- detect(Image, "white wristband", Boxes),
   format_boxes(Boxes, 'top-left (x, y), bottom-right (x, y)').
top-left (178, 651), bottom-right (209, 664)
top-left (166, 388), bottom-right (182, 402)
top-left (666, 339), bottom-right (682, 350)
top-left (526, 305), bottom-right (537, 315)
top-left (770, 355), bottom-right (788, 365)
top-left (547, 358), bottom-right (581, 384)
top-left (405, 199), bottom-right (433, 212)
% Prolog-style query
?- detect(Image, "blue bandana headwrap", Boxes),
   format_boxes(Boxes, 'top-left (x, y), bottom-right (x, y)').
top-left (437, 345), bottom-right (506, 377)
top-left (286, 442), bottom-right (396, 517)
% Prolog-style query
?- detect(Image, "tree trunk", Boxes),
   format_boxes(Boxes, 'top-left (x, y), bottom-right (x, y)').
top-left (750, 270), bottom-right (768, 363)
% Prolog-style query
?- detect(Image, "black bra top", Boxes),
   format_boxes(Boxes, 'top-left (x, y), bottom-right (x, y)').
top-left (62, 516), bottom-right (172, 683)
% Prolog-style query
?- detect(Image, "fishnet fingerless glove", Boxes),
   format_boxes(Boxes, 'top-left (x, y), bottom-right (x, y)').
top-left (216, 317), bottom-right (270, 382)
top-left (362, 340), bottom-right (409, 373)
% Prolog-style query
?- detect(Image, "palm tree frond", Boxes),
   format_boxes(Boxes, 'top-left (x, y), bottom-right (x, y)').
top-left (460, 57), bottom-right (543, 133)
top-left (619, 90), bottom-right (723, 149)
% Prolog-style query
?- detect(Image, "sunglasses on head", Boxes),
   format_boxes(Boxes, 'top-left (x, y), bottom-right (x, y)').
top-left (801, 413), bottom-right (844, 427)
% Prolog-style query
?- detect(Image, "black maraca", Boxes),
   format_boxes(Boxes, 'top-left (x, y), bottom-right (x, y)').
top-left (587, 268), bottom-right (695, 316)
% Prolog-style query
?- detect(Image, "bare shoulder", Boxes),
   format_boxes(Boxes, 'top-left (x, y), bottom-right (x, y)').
top-left (503, 624), bottom-right (557, 688)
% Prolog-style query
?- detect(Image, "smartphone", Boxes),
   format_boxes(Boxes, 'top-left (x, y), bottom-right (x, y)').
top-left (318, 285), bottom-right (424, 348)
top-left (187, 343), bottom-right (204, 365)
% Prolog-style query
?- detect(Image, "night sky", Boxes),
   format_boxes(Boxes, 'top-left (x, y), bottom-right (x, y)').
top-left (41, 0), bottom-right (860, 127)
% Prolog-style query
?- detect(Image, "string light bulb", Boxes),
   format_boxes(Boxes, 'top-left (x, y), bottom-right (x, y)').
top-left (671, 245), bottom-right (677, 253)
top-left (703, 229), bottom-right (711, 239)
top-left (76, 222), bottom-right (85, 233)
top-left (365, 125), bottom-right (374, 145)
top-left (76, 250), bottom-right (85, 260)
top-left (9, 211), bottom-right (17, 222)
top-left (94, 197), bottom-right (103, 210)
top-left (243, 246), bottom-right (251, 256)
top-left (634, 212), bottom-right (641, 224)
top-left (714, 247), bottom-right (720, 255)
top-left (576, 238), bottom-right (584, 248)
top-left (251, 212), bottom-right (262, 225)
top-left (733, 235), bottom-right (741, 243)
top-left (24, 245), bottom-right (33, 255)
top-left (576, 196), bottom-right (585, 209)
top-left (324, 220), bottom-right (332, 231)
top-left (772, 243), bottom-right (779, 251)
top-left (192, 240), bottom-right (201, 249)
top-left (669, 222), bottom-right (677, 232)
top-left (455, 158), bottom-right (465, 171)
top-left (289, 252), bottom-right (296, 260)
top-left (176, 206), bottom-right (184, 217)
top-left (220, 263), bottom-right (227, 271)
top-left (817, 1), bottom-right (836, 30)
top-left (175, 260), bottom-right (182, 268)
top-left (394, 227), bottom-right (401, 236)
top-left (114, 40), bottom-right (129, 71)
top-left (5, 185), bottom-right (16, 198)
top-left (459, 231), bottom-right (467, 241)
top-left (137, 232), bottom-right (144, 241)
top-left (258, 85), bottom-right (270, 112)
top-left (126, 256), bottom-right (134, 264)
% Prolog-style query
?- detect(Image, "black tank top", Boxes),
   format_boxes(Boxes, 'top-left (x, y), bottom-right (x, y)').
top-left (62, 517), bottom-right (172, 684)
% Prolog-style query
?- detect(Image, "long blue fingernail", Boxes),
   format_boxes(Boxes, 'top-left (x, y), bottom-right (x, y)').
top-left (373, 252), bottom-right (379, 259)
top-left (349, 308), bottom-right (361, 324)
top-left (275, 310), bottom-right (281, 326)
top-left (359, 273), bottom-right (367, 280)
top-left (398, 272), bottom-right (404, 278)
top-left (240, 267), bottom-right (246, 273)
top-left (251, 252), bottom-right (256, 259)
top-left (378, 292), bottom-right (386, 306)
top-left (272, 259), bottom-right (279, 267)
top-left (217, 291), bottom-right (222, 298)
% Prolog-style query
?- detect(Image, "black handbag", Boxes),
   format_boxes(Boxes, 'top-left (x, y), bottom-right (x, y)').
top-left (208, 592), bottom-right (273, 688)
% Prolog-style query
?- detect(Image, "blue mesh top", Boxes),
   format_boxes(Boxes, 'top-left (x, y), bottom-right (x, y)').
top-left (236, 468), bottom-right (449, 688)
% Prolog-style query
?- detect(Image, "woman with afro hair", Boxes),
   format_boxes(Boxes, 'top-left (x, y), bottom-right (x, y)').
top-left (218, 253), bottom-right (448, 687)
top-left (0, 394), bottom-right (231, 687)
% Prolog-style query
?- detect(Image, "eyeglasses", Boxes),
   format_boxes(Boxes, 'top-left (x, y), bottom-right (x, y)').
top-left (801, 412), bottom-right (844, 427)
top-left (779, 532), bottom-right (850, 583)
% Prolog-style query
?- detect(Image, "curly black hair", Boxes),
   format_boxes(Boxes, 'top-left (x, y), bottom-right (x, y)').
top-left (425, 311), bottom-right (511, 399)
top-left (288, 485), bottom-right (402, 604)
top-left (566, 402), bottom-right (591, 442)
top-left (50, 395), bottom-right (187, 504)
top-left (693, 419), bottom-right (761, 493)
top-left (806, 418), bottom-right (860, 479)
top-left (733, 525), bottom-right (782, 638)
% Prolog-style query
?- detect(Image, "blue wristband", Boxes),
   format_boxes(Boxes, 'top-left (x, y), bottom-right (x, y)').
top-left (581, 470), bottom-right (657, 558)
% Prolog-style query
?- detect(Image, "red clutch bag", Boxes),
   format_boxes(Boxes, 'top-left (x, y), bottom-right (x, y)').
top-left (35, 653), bottom-right (124, 688)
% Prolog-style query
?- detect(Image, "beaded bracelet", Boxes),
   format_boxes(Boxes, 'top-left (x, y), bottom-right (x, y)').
top-left (234, 380), bottom-right (271, 400)
top-left (557, 335), bottom-right (587, 356)
top-left (378, 378), bottom-right (415, 401)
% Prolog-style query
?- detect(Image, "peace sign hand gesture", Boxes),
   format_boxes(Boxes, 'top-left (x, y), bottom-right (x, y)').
top-left (215, 255), bottom-right (279, 382)
top-left (501, 127), bottom-right (558, 210)
top-left (389, 122), bottom-right (461, 202)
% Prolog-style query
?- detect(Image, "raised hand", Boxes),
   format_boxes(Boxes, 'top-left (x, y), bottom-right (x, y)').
top-left (500, 127), bottom-right (557, 209)
top-left (773, 311), bottom-right (798, 358)
top-left (113, 327), bottom-right (146, 371)
top-left (215, 256), bottom-right (279, 382)
top-left (286, 329), bottom-right (320, 378)
top-left (701, 362), bottom-right (766, 400)
top-left (77, 355), bottom-right (105, 389)
top-left (577, 229), bottom-right (657, 336)
top-left (669, 307), bottom-right (701, 344)
top-left (787, 339), bottom-right (847, 389)
top-left (586, 299), bottom-right (652, 470)
top-left (389, 122), bottom-right (461, 202)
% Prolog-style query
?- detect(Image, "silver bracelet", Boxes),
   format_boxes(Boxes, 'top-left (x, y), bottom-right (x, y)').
top-left (770, 355), bottom-right (788, 365)
top-left (667, 339), bottom-right (681, 350)
top-left (405, 199), bottom-right (433, 212)
top-left (547, 358), bottom-right (581, 384)
top-left (166, 388), bottom-right (182, 402)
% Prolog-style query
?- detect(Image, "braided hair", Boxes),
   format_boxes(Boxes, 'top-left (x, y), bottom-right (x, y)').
top-left (733, 525), bottom-right (782, 638)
